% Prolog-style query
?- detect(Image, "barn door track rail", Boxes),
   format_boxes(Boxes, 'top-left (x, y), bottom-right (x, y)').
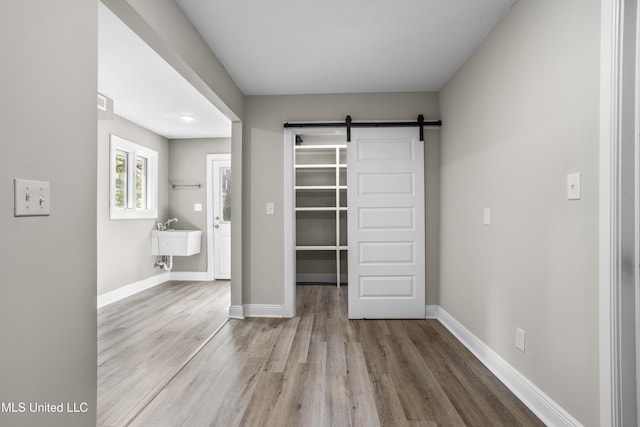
top-left (284, 115), bottom-right (442, 142)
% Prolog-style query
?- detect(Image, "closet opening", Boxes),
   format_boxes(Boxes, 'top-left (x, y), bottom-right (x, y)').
top-left (294, 133), bottom-right (348, 288)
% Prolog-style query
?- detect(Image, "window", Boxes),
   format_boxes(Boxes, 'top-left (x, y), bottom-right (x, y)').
top-left (221, 167), bottom-right (231, 222)
top-left (110, 134), bottom-right (158, 219)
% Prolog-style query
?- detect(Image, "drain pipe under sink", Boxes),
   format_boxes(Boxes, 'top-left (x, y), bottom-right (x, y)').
top-left (154, 255), bottom-right (173, 271)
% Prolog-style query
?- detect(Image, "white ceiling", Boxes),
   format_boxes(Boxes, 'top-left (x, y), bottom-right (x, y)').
top-left (98, 3), bottom-right (231, 139)
top-left (175, 0), bottom-right (517, 95)
top-left (98, 0), bottom-right (516, 138)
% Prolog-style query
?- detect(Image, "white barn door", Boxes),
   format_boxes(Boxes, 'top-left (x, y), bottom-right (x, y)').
top-left (347, 127), bottom-right (425, 319)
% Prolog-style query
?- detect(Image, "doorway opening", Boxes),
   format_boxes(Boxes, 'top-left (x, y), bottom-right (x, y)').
top-left (284, 128), bottom-right (345, 317)
top-left (294, 133), bottom-right (348, 288)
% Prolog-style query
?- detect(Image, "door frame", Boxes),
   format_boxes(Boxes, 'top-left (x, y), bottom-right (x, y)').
top-left (600, 0), bottom-right (639, 424)
top-left (283, 127), bottom-right (345, 318)
top-left (635, 3), bottom-right (640, 419)
top-left (207, 153), bottom-right (231, 281)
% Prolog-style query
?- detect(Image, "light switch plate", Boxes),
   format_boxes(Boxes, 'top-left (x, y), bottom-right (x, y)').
top-left (483, 208), bottom-right (491, 225)
top-left (194, 203), bottom-right (202, 212)
top-left (266, 202), bottom-right (275, 215)
top-left (567, 172), bottom-right (581, 200)
top-left (14, 178), bottom-right (50, 216)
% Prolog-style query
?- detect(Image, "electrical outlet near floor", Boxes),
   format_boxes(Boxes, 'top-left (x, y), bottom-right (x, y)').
top-left (515, 327), bottom-right (526, 352)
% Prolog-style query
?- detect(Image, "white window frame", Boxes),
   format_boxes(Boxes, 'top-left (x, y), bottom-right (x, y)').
top-left (109, 134), bottom-right (158, 220)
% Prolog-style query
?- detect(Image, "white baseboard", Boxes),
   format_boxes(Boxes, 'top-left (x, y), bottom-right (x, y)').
top-left (243, 304), bottom-right (285, 318)
top-left (170, 271), bottom-right (211, 281)
top-left (97, 272), bottom-right (170, 308)
top-left (228, 305), bottom-right (244, 319)
top-left (436, 307), bottom-right (583, 427)
top-left (425, 305), bottom-right (439, 319)
top-left (282, 303), bottom-right (295, 318)
top-left (98, 270), bottom-right (216, 308)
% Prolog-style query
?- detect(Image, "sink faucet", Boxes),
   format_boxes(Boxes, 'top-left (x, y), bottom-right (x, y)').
top-left (157, 218), bottom-right (178, 231)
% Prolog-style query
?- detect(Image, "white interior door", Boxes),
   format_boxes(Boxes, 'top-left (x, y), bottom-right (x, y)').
top-left (348, 127), bottom-right (425, 319)
top-left (212, 157), bottom-right (231, 279)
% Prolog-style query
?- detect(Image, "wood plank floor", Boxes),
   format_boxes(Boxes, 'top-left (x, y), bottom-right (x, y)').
top-left (125, 285), bottom-right (543, 427)
top-left (97, 280), bottom-right (230, 427)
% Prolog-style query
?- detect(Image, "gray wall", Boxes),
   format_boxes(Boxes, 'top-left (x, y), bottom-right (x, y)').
top-left (438, 0), bottom-right (600, 424)
top-left (243, 93), bottom-right (440, 305)
top-left (0, 1), bottom-right (97, 426)
top-left (168, 138), bottom-right (231, 272)
top-left (97, 112), bottom-right (169, 296)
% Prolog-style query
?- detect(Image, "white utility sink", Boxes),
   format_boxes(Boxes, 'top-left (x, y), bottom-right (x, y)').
top-left (151, 229), bottom-right (202, 256)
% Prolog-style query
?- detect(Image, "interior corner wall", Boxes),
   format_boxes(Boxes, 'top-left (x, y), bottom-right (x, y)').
top-left (97, 113), bottom-right (169, 296)
top-left (168, 137), bottom-right (231, 272)
top-left (438, 0), bottom-right (600, 424)
top-left (0, 1), bottom-right (97, 426)
top-left (243, 93), bottom-right (440, 305)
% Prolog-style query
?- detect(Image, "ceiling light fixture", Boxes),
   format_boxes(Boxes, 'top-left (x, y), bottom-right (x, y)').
top-left (181, 115), bottom-right (195, 122)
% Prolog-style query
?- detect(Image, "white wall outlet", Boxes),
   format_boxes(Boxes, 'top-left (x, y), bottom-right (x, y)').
top-left (266, 202), bottom-right (275, 215)
top-left (483, 207), bottom-right (491, 225)
top-left (567, 172), bottom-right (581, 200)
top-left (515, 327), bottom-right (526, 352)
top-left (194, 203), bottom-right (202, 212)
top-left (14, 178), bottom-right (50, 217)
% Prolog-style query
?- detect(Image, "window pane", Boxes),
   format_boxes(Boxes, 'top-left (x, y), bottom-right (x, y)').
top-left (110, 135), bottom-right (159, 220)
top-left (221, 168), bottom-right (231, 222)
top-left (115, 150), bottom-right (127, 209)
top-left (136, 156), bottom-right (147, 209)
